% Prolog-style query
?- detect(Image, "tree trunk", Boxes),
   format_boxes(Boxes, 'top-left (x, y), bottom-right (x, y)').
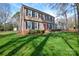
top-left (74, 5), bottom-right (77, 32)
top-left (3, 23), bottom-right (6, 31)
top-left (76, 4), bottom-right (79, 33)
top-left (64, 12), bottom-right (68, 31)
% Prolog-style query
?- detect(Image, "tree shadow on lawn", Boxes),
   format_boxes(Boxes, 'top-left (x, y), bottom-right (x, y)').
top-left (61, 36), bottom-right (79, 56)
top-left (0, 33), bottom-right (16, 38)
top-left (6, 34), bottom-right (42, 56)
top-left (50, 33), bottom-right (79, 56)
top-left (31, 33), bottom-right (51, 56)
top-left (0, 35), bottom-right (31, 53)
top-left (0, 34), bottom-right (31, 48)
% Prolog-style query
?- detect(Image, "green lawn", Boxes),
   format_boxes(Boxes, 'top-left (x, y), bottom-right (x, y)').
top-left (0, 31), bottom-right (79, 56)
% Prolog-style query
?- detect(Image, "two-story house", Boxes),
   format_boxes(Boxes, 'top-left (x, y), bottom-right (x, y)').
top-left (18, 5), bottom-right (55, 35)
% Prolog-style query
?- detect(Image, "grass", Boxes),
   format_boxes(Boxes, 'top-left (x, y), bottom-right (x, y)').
top-left (0, 31), bottom-right (79, 56)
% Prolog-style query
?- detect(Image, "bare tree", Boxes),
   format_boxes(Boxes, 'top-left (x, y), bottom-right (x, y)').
top-left (76, 3), bottom-right (79, 33)
top-left (11, 11), bottom-right (20, 28)
top-left (0, 3), bottom-right (11, 31)
top-left (47, 3), bottom-right (73, 30)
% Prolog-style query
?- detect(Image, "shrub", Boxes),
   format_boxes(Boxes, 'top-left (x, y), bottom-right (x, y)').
top-left (29, 30), bottom-right (45, 34)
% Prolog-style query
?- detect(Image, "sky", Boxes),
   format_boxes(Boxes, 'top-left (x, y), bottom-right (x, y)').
top-left (10, 3), bottom-right (57, 17)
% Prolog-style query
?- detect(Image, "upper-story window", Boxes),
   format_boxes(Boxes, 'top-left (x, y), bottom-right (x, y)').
top-left (49, 16), bottom-right (50, 21)
top-left (26, 9), bottom-right (28, 16)
top-left (31, 11), bottom-right (38, 18)
top-left (35, 12), bottom-right (38, 18)
top-left (50, 16), bottom-right (52, 21)
top-left (38, 13), bottom-right (41, 19)
top-left (51, 17), bottom-right (54, 23)
top-left (47, 15), bottom-right (49, 20)
top-left (28, 9), bottom-right (32, 16)
top-left (32, 11), bottom-right (35, 17)
top-left (49, 16), bottom-right (50, 20)
top-left (45, 15), bottom-right (47, 20)
top-left (48, 16), bottom-right (52, 21)
top-left (42, 14), bottom-right (45, 20)
top-left (41, 14), bottom-right (43, 20)
top-left (36, 12), bottom-right (38, 18)
top-left (37, 12), bottom-right (38, 18)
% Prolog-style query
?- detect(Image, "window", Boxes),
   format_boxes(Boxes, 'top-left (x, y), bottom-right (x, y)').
top-left (26, 21), bottom-right (32, 29)
top-left (32, 11), bottom-right (35, 17)
top-left (45, 15), bottom-right (49, 20)
top-left (47, 16), bottom-right (49, 20)
top-left (32, 22), bottom-right (38, 30)
top-left (26, 9), bottom-right (28, 16)
top-left (35, 12), bottom-right (38, 18)
top-left (49, 16), bottom-right (52, 21)
top-left (38, 13), bottom-right (41, 19)
top-left (32, 22), bottom-right (34, 29)
top-left (51, 23), bottom-right (54, 29)
top-left (50, 16), bottom-right (52, 21)
top-left (41, 14), bottom-right (43, 20)
top-left (41, 14), bottom-right (45, 20)
top-left (34, 22), bottom-right (38, 30)
top-left (49, 16), bottom-right (50, 21)
top-left (28, 9), bottom-right (32, 16)
top-left (52, 17), bottom-right (54, 21)
top-left (48, 23), bottom-right (52, 29)
top-left (45, 15), bottom-right (47, 20)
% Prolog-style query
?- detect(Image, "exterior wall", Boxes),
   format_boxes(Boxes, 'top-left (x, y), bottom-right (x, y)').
top-left (19, 5), bottom-right (55, 35)
top-left (39, 23), bottom-right (44, 30)
top-left (19, 6), bottom-right (28, 35)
